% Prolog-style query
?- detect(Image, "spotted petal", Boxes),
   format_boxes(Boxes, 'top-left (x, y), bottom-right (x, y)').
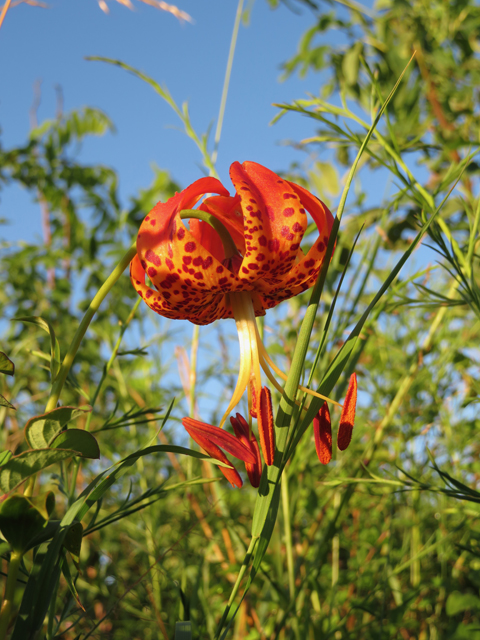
top-left (229, 161), bottom-right (308, 285)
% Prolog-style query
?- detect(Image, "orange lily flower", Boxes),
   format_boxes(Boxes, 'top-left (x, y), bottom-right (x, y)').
top-left (130, 161), bottom-right (334, 432)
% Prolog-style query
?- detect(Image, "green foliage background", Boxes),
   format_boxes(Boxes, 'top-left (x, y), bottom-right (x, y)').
top-left (1, 0), bottom-right (480, 638)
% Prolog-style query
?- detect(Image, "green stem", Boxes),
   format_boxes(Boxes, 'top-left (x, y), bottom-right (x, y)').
top-left (281, 469), bottom-right (295, 600)
top-left (179, 210), bottom-right (238, 259)
top-left (211, 0), bottom-right (244, 166)
top-left (0, 551), bottom-right (22, 640)
top-left (67, 295), bottom-right (142, 503)
top-left (84, 296), bottom-right (142, 432)
top-left (45, 244), bottom-right (137, 414)
top-left (24, 244), bottom-right (137, 498)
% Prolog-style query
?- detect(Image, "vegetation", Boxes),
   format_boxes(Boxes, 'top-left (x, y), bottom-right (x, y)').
top-left (1, 0), bottom-right (480, 638)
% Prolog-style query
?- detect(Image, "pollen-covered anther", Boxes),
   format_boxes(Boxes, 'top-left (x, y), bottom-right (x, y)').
top-left (258, 386), bottom-right (275, 466)
top-left (230, 413), bottom-right (262, 488)
top-left (314, 402), bottom-right (332, 465)
top-left (337, 373), bottom-right (358, 451)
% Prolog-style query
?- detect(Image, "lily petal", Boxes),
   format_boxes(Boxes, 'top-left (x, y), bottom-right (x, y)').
top-left (229, 161), bottom-right (308, 284)
top-left (183, 423), bottom-right (243, 488)
top-left (182, 417), bottom-right (256, 464)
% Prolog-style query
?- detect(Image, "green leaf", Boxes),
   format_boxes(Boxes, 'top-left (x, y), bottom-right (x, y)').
top-left (50, 430), bottom-right (100, 460)
top-left (0, 448), bottom-right (94, 493)
top-left (61, 555), bottom-right (85, 612)
top-left (0, 496), bottom-right (47, 553)
top-left (11, 445), bottom-right (210, 640)
top-left (63, 521), bottom-right (83, 558)
top-left (0, 451), bottom-right (12, 466)
top-left (446, 591), bottom-right (480, 616)
top-left (25, 406), bottom-right (91, 449)
top-left (0, 394), bottom-right (15, 410)
top-left (15, 316), bottom-right (61, 381)
top-left (0, 352), bottom-right (14, 376)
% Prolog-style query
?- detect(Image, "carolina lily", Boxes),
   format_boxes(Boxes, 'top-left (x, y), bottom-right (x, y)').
top-left (130, 161), bottom-right (336, 470)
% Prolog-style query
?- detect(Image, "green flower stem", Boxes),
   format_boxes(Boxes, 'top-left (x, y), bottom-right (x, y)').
top-left (211, 0), bottom-right (244, 166)
top-left (0, 550), bottom-right (22, 640)
top-left (84, 296), bottom-right (142, 432)
top-left (179, 210), bottom-right (238, 259)
top-left (281, 468), bottom-right (295, 600)
top-left (66, 295), bottom-right (142, 503)
top-left (45, 245), bottom-right (137, 415)
top-left (24, 244), bottom-right (137, 498)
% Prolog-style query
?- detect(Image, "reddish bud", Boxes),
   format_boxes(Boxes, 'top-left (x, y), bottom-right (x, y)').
top-left (337, 373), bottom-right (357, 451)
top-left (182, 417), bottom-right (256, 464)
top-left (230, 413), bottom-right (262, 488)
top-left (314, 402), bottom-right (332, 464)
top-left (182, 417), bottom-right (260, 488)
top-left (258, 387), bottom-right (275, 466)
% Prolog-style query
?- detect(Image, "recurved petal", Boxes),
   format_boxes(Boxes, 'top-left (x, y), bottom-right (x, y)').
top-left (130, 254), bottom-right (233, 324)
top-left (195, 194), bottom-right (246, 258)
top-left (229, 161), bottom-right (308, 285)
top-left (255, 186), bottom-right (334, 302)
top-left (183, 420), bottom-right (243, 488)
top-left (182, 418), bottom-right (257, 464)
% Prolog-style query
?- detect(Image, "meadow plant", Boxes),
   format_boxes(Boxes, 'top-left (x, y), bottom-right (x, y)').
top-left (1, 0), bottom-right (480, 638)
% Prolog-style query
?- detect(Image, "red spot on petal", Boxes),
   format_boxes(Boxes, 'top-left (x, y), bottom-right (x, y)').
top-left (185, 242), bottom-right (196, 252)
top-left (145, 249), bottom-right (161, 266)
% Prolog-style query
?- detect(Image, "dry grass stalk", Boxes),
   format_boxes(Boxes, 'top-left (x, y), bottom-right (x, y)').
top-left (98, 0), bottom-right (193, 23)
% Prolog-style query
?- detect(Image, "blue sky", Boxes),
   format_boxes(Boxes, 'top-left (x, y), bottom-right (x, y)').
top-left (0, 0), bottom-right (339, 243)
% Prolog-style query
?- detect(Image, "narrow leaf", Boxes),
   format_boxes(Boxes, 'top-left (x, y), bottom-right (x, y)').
top-left (0, 352), bottom-right (14, 376)
top-left (16, 316), bottom-right (61, 381)
top-left (0, 394), bottom-right (15, 410)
